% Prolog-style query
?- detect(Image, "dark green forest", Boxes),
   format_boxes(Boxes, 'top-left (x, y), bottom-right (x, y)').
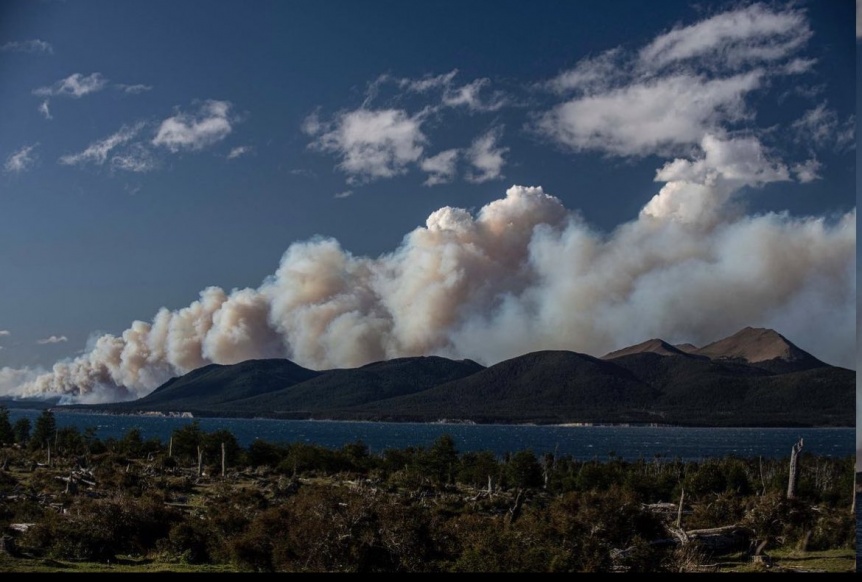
top-left (0, 408), bottom-right (855, 573)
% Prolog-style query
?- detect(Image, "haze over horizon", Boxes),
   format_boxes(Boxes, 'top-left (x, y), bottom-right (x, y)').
top-left (0, 1), bottom-right (855, 415)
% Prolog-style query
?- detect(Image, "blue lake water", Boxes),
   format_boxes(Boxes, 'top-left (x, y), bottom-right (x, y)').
top-left (6, 409), bottom-right (853, 462)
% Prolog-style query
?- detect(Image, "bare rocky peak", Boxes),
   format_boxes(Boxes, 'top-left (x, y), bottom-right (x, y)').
top-left (599, 327), bottom-right (826, 371)
top-left (601, 338), bottom-right (687, 359)
top-left (692, 326), bottom-right (820, 365)
top-left (673, 343), bottom-right (700, 354)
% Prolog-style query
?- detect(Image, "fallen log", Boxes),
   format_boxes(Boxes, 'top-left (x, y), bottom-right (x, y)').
top-left (679, 524), bottom-right (753, 555)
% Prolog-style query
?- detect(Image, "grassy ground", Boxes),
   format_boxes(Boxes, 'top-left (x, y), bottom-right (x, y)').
top-left (712, 548), bottom-right (856, 573)
top-left (0, 553), bottom-right (241, 573)
top-left (0, 549), bottom-right (855, 573)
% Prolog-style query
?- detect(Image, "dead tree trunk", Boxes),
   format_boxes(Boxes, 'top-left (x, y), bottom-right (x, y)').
top-left (221, 442), bottom-right (226, 478)
top-left (507, 489), bottom-right (524, 525)
top-left (676, 486), bottom-right (685, 528)
top-left (758, 456), bottom-right (766, 496)
top-left (168, 436), bottom-right (173, 458)
top-left (197, 446), bottom-right (204, 477)
top-left (787, 438), bottom-right (803, 499)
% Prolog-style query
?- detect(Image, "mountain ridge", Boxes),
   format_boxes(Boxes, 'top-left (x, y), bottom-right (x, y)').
top-left (56, 327), bottom-right (853, 427)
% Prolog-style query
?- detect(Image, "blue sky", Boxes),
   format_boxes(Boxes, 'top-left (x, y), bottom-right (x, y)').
top-left (0, 0), bottom-right (856, 405)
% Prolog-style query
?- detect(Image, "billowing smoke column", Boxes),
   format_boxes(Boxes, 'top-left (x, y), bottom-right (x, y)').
top-left (9, 167), bottom-right (856, 403)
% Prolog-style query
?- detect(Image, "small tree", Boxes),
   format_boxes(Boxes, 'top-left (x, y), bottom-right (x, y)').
top-left (30, 409), bottom-right (57, 451)
top-left (170, 420), bottom-right (205, 462)
top-left (13, 417), bottom-right (31, 445)
top-left (0, 405), bottom-right (14, 445)
top-left (424, 434), bottom-right (459, 486)
top-left (505, 450), bottom-right (544, 489)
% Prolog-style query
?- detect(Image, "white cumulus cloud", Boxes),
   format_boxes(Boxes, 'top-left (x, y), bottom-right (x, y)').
top-left (536, 72), bottom-right (762, 157)
top-left (305, 108), bottom-right (427, 183)
top-left (37, 335), bottom-right (68, 345)
top-left (421, 149), bottom-right (460, 186)
top-left (466, 128), bottom-right (508, 183)
top-left (152, 100), bottom-right (233, 153)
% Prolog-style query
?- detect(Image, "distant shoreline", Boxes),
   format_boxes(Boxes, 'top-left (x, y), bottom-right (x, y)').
top-left (3, 405), bottom-right (852, 430)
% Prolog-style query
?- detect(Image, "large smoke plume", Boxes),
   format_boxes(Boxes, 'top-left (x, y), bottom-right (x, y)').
top-left (3, 164), bottom-right (855, 403)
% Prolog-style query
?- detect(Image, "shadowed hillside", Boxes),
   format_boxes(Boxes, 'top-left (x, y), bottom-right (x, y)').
top-left (335, 350), bottom-right (660, 424)
top-left (229, 356), bottom-right (486, 414)
top-left (94, 359), bottom-right (321, 413)
top-left (60, 327), bottom-right (854, 427)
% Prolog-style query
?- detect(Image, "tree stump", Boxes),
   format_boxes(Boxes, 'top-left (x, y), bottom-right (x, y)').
top-left (0, 534), bottom-right (18, 557)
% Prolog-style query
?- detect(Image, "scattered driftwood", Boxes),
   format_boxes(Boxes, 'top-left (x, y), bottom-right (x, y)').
top-left (612, 523), bottom-right (754, 572)
top-left (670, 524), bottom-right (753, 555)
top-left (642, 501), bottom-right (691, 518)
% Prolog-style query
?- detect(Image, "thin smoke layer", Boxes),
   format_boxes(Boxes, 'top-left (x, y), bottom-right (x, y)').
top-left (5, 170), bottom-right (854, 404)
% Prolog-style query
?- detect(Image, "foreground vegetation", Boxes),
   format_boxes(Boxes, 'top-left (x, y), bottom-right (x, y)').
top-left (0, 408), bottom-right (855, 573)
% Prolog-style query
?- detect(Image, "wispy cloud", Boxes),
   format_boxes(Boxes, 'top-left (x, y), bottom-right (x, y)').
top-left (420, 149), bottom-right (459, 186)
top-left (152, 100), bottom-right (233, 152)
top-left (37, 335), bottom-right (68, 345)
top-left (791, 103), bottom-right (855, 151)
top-left (38, 99), bottom-right (52, 120)
top-left (397, 70), bottom-right (459, 93)
top-left (334, 190), bottom-right (354, 199)
top-left (792, 158), bottom-right (821, 183)
top-left (111, 144), bottom-right (158, 173)
top-left (116, 83), bottom-right (152, 94)
top-left (4, 144), bottom-right (38, 174)
top-left (535, 4), bottom-right (812, 159)
top-left (304, 108), bottom-right (427, 183)
top-left (466, 127), bottom-right (508, 183)
top-left (536, 72), bottom-right (762, 157)
top-left (33, 72), bottom-right (108, 98)
top-left (0, 330), bottom-right (10, 337)
top-left (392, 69), bottom-right (506, 112)
top-left (638, 3), bottom-right (811, 71)
top-left (1, 39), bottom-right (53, 54)
top-left (227, 145), bottom-right (253, 160)
top-left (60, 123), bottom-right (145, 167)
top-left (543, 49), bottom-right (625, 95)
top-left (442, 77), bottom-right (507, 112)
